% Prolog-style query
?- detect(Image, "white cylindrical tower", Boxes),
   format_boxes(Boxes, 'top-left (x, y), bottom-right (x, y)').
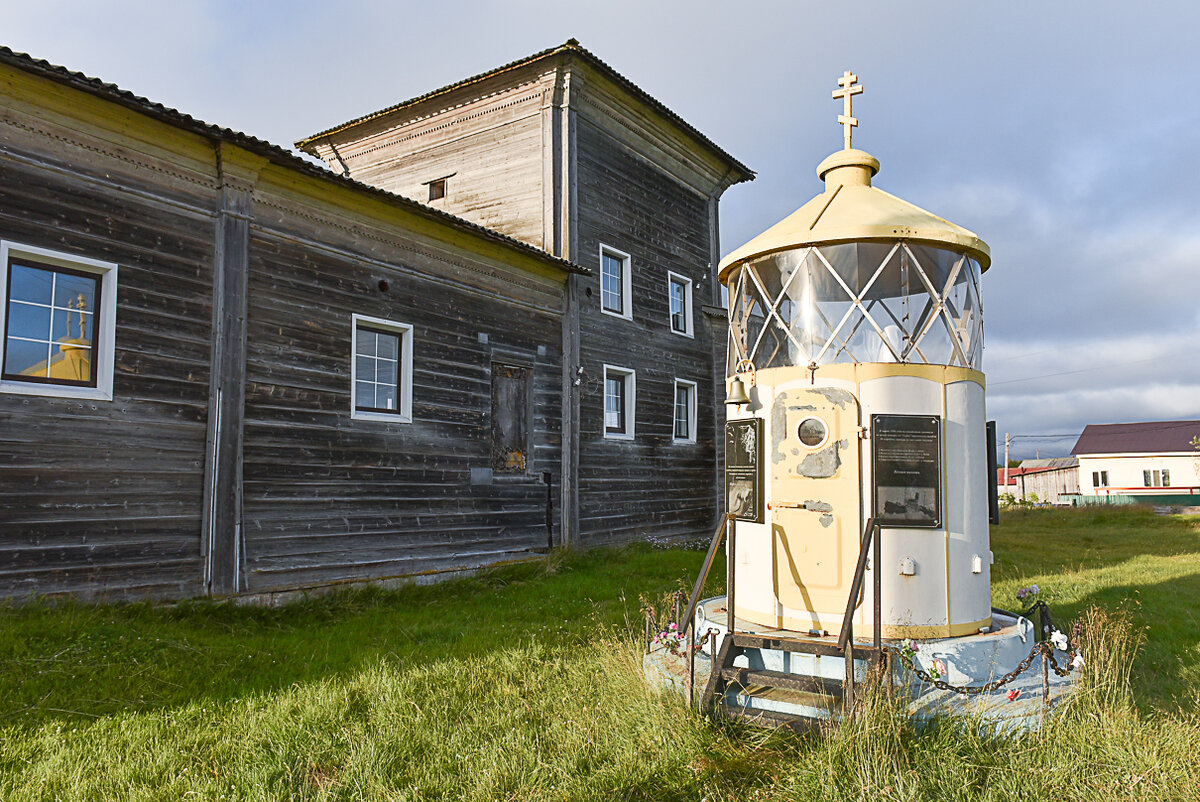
top-left (719, 139), bottom-right (992, 640)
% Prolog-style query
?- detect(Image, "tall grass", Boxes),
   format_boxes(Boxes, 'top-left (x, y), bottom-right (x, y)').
top-left (0, 508), bottom-right (1198, 799)
top-left (5, 608), bottom-right (1195, 800)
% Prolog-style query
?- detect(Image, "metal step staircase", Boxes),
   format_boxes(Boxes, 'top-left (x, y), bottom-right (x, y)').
top-left (701, 631), bottom-right (884, 732)
top-left (657, 513), bottom-right (887, 733)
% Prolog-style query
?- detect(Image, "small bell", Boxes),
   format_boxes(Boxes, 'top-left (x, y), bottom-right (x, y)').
top-left (725, 376), bottom-right (751, 406)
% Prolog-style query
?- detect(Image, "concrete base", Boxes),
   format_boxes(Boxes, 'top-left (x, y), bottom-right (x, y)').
top-left (643, 596), bottom-right (1079, 734)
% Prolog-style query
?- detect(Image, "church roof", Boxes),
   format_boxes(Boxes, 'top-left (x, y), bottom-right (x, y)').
top-left (295, 39), bottom-right (754, 184)
top-left (1071, 420), bottom-right (1200, 455)
top-left (0, 45), bottom-right (587, 277)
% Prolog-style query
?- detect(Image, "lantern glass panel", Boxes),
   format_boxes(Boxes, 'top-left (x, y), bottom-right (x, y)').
top-left (725, 243), bottom-right (983, 375)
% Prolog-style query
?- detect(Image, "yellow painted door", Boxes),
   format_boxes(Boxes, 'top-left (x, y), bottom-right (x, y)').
top-left (769, 386), bottom-right (862, 634)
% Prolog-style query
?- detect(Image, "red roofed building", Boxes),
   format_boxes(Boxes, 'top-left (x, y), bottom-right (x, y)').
top-left (1071, 420), bottom-right (1200, 502)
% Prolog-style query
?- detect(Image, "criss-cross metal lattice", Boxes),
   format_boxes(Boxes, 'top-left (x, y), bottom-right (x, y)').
top-left (728, 242), bottom-right (983, 372)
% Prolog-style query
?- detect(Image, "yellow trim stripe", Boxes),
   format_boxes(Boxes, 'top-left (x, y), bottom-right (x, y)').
top-left (742, 362), bottom-right (984, 388)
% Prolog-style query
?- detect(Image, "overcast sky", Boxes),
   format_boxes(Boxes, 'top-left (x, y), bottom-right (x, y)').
top-left (7, 1), bottom-right (1198, 459)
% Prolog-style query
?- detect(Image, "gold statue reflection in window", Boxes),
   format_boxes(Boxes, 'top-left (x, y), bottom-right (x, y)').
top-left (21, 292), bottom-right (92, 381)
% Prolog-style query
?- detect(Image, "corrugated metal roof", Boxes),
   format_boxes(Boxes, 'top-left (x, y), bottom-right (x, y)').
top-left (1071, 420), bottom-right (1200, 455)
top-left (996, 461), bottom-right (1078, 486)
top-left (295, 39), bottom-right (754, 185)
top-left (1019, 457), bottom-right (1079, 470)
top-left (0, 45), bottom-right (587, 277)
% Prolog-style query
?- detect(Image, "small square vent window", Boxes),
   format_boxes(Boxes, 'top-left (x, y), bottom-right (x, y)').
top-left (428, 178), bottom-right (446, 202)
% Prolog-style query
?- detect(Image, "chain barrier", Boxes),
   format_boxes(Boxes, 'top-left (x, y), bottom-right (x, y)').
top-left (896, 607), bottom-right (1083, 696)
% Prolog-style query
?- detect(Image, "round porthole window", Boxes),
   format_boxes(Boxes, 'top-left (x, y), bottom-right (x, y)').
top-left (797, 417), bottom-right (828, 448)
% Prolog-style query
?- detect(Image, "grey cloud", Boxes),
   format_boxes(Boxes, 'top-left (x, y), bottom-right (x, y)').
top-left (5, 0), bottom-right (1198, 459)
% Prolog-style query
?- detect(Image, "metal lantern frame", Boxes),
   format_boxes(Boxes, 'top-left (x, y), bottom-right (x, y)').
top-left (727, 241), bottom-right (983, 373)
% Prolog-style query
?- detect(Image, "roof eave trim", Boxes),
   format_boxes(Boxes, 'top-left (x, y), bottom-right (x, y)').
top-left (295, 40), bottom-right (754, 183)
top-left (0, 46), bottom-right (587, 278)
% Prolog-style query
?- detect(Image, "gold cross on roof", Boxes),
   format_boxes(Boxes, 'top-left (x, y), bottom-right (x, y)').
top-left (832, 70), bottom-right (863, 150)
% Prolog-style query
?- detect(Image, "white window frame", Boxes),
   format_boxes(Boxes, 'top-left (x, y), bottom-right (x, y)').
top-left (598, 244), bottom-right (632, 321)
top-left (602, 364), bottom-right (635, 440)
top-left (0, 241), bottom-right (118, 401)
top-left (666, 271), bottom-right (694, 337)
top-left (351, 313), bottom-right (413, 423)
top-left (672, 378), bottom-right (697, 443)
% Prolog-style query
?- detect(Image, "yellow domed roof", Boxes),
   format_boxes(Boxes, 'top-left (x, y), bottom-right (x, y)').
top-left (718, 149), bottom-right (991, 282)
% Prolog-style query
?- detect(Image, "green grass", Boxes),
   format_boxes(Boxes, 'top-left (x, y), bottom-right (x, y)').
top-left (1, 507), bottom-right (1198, 800)
top-left (990, 506), bottom-right (1200, 712)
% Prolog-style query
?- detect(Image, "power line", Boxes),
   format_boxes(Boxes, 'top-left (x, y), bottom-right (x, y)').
top-left (989, 355), bottom-right (1166, 387)
top-left (1009, 434), bottom-right (1080, 439)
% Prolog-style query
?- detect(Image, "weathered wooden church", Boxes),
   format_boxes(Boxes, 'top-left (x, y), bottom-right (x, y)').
top-left (0, 40), bottom-right (752, 600)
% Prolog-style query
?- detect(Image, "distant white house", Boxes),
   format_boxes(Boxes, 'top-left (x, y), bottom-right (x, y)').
top-left (1071, 420), bottom-right (1200, 503)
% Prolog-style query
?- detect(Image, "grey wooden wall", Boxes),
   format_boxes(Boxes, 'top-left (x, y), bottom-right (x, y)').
top-left (573, 116), bottom-right (720, 546)
top-left (238, 223), bottom-right (564, 593)
top-left (0, 62), bottom-right (569, 601)
top-left (0, 121), bottom-right (214, 600)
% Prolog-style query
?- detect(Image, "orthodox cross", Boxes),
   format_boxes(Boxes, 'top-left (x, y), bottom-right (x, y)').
top-left (832, 70), bottom-right (862, 150)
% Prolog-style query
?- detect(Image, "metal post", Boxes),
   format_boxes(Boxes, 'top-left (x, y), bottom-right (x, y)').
top-left (543, 471), bottom-right (554, 550)
top-left (872, 521), bottom-right (881, 652)
top-left (726, 517), bottom-right (736, 635)
top-left (687, 622), bottom-right (696, 708)
top-left (844, 622), bottom-right (855, 719)
top-left (1041, 647), bottom-right (1050, 730)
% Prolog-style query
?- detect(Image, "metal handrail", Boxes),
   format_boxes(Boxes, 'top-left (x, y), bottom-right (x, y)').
top-left (667, 512), bottom-right (888, 716)
top-left (836, 517), bottom-right (880, 653)
top-left (679, 513), bottom-right (736, 638)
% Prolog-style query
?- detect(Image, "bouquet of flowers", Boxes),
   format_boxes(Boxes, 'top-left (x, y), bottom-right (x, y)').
top-left (652, 622), bottom-right (686, 655)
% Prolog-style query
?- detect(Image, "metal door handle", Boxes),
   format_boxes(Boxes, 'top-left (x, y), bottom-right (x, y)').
top-left (768, 501), bottom-right (808, 510)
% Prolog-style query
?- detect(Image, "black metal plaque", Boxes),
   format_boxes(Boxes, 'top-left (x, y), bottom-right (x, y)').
top-left (725, 418), bottom-right (763, 523)
top-left (872, 414), bottom-right (942, 528)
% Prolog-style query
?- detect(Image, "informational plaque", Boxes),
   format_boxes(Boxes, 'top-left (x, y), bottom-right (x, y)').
top-left (725, 418), bottom-right (763, 523)
top-left (872, 414), bottom-right (942, 528)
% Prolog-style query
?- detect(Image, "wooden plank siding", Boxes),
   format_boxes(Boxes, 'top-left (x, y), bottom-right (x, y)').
top-left (0, 115), bottom-right (215, 600)
top-left (238, 216), bottom-right (565, 592)
top-left (573, 116), bottom-right (720, 545)
top-left (0, 42), bottom-right (748, 600)
top-left (304, 66), bottom-right (556, 250)
top-left (297, 47), bottom-right (751, 551)
top-left (0, 55), bottom-right (574, 601)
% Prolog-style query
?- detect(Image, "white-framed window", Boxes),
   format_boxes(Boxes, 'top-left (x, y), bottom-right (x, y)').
top-left (673, 378), bottom-right (697, 443)
top-left (599, 244), bottom-right (632, 320)
top-left (667, 271), bottom-right (693, 337)
top-left (602, 364), bottom-right (635, 440)
top-left (0, 241), bottom-right (117, 401)
top-left (1092, 470), bottom-right (1109, 487)
top-left (351, 313), bottom-right (413, 423)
